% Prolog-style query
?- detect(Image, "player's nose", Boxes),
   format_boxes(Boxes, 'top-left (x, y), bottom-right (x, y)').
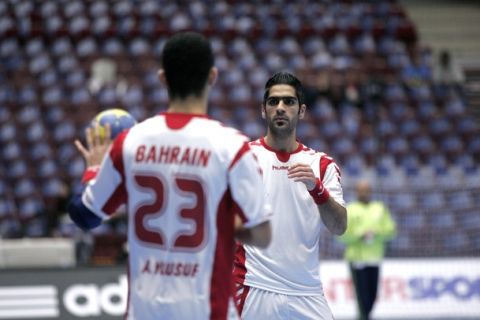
top-left (276, 104), bottom-right (287, 113)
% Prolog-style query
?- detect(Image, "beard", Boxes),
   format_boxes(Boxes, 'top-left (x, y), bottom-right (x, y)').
top-left (267, 116), bottom-right (297, 139)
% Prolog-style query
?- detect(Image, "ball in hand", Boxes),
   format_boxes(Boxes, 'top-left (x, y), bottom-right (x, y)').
top-left (90, 108), bottom-right (137, 141)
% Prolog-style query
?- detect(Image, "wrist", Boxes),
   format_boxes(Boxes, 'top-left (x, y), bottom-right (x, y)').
top-left (308, 178), bottom-right (330, 205)
top-left (81, 165), bottom-right (100, 184)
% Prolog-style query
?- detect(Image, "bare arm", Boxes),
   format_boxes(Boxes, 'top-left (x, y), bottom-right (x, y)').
top-left (69, 124), bottom-right (113, 230)
top-left (234, 216), bottom-right (271, 248)
top-left (316, 197), bottom-right (347, 235)
top-left (288, 163), bottom-right (347, 235)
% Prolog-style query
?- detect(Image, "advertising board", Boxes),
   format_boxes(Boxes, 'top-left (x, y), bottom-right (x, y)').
top-left (0, 259), bottom-right (478, 319)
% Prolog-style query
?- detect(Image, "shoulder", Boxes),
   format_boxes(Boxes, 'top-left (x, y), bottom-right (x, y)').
top-left (373, 201), bottom-right (389, 210)
top-left (192, 117), bottom-right (249, 143)
top-left (346, 200), bottom-right (358, 207)
top-left (316, 152), bottom-right (340, 170)
top-left (297, 143), bottom-right (336, 162)
top-left (346, 202), bottom-right (362, 212)
top-left (312, 151), bottom-right (339, 173)
top-left (315, 151), bottom-right (337, 163)
top-left (128, 115), bottom-right (164, 134)
top-left (248, 138), bottom-right (263, 148)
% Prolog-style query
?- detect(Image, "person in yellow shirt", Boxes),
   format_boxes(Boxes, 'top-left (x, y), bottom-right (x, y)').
top-left (339, 180), bottom-right (396, 320)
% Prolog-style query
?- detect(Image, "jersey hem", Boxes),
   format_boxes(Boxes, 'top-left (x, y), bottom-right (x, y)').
top-left (240, 279), bottom-right (324, 296)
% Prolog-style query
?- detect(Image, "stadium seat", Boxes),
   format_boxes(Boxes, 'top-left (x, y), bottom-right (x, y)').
top-left (390, 192), bottom-right (416, 210)
top-left (419, 191), bottom-right (446, 210)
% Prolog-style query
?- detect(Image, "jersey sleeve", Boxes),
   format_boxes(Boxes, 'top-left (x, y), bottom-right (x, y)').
top-left (228, 142), bottom-right (272, 228)
top-left (319, 154), bottom-right (346, 207)
top-left (69, 131), bottom-right (128, 229)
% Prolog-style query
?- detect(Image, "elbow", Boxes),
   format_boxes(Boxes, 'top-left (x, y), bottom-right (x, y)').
top-left (237, 220), bottom-right (271, 248)
top-left (334, 222), bottom-right (347, 236)
top-left (67, 196), bottom-right (102, 231)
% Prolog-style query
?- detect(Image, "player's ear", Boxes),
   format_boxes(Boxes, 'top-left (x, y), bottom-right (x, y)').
top-left (158, 69), bottom-right (166, 85)
top-left (207, 67), bottom-right (218, 86)
top-left (298, 104), bottom-right (306, 119)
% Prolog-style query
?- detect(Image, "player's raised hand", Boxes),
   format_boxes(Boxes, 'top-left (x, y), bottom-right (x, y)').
top-left (287, 163), bottom-right (317, 190)
top-left (74, 123), bottom-right (112, 167)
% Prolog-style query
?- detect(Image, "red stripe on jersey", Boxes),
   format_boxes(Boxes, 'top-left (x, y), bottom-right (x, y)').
top-left (163, 112), bottom-right (209, 130)
top-left (210, 189), bottom-right (236, 320)
top-left (233, 244), bottom-right (247, 285)
top-left (319, 155), bottom-right (334, 182)
top-left (234, 282), bottom-right (250, 316)
top-left (102, 130), bottom-right (128, 215)
top-left (249, 139), bottom-right (262, 147)
top-left (228, 142), bottom-right (250, 170)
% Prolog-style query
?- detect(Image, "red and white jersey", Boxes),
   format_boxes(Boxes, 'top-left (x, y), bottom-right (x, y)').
top-left (234, 138), bottom-right (345, 295)
top-left (81, 113), bottom-right (271, 319)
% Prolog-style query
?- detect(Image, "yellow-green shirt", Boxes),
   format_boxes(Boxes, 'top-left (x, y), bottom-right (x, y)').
top-left (338, 201), bottom-right (396, 263)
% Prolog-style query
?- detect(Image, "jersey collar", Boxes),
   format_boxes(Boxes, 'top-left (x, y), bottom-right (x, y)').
top-left (159, 112), bottom-right (209, 130)
top-left (260, 137), bottom-right (304, 162)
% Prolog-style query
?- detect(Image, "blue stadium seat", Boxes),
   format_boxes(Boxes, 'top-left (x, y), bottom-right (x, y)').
top-left (419, 191), bottom-right (446, 210)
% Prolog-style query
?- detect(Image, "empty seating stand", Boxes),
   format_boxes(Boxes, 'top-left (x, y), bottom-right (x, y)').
top-left (0, 0), bottom-right (478, 261)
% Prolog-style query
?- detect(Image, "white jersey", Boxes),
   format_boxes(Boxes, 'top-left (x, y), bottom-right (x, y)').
top-left (234, 138), bottom-right (345, 295)
top-left (81, 113), bottom-right (271, 319)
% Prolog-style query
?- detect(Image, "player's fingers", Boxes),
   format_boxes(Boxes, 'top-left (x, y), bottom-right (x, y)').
top-left (93, 123), bottom-right (102, 146)
top-left (288, 173), bottom-right (317, 190)
top-left (288, 171), bottom-right (313, 180)
top-left (103, 123), bottom-right (112, 146)
top-left (85, 127), bottom-right (94, 149)
top-left (288, 163), bottom-right (302, 170)
top-left (288, 169), bottom-right (316, 183)
top-left (288, 166), bottom-right (313, 176)
top-left (74, 139), bottom-right (89, 158)
top-left (288, 163), bottom-right (310, 171)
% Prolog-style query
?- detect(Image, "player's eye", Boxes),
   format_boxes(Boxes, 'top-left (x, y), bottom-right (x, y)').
top-left (265, 96), bottom-right (298, 107)
top-left (282, 97), bottom-right (298, 106)
top-left (266, 97), bottom-right (280, 106)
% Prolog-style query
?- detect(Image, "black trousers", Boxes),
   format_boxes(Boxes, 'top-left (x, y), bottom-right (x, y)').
top-left (350, 264), bottom-right (379, 320)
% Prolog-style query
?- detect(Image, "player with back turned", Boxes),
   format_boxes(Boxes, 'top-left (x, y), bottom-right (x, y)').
top-left (233, 72), bottom-right (347, 319)
top-left (68, 32), bottom-right (272, 320)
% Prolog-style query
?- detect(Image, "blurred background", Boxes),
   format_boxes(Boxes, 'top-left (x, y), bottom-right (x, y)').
top-left (0, 0), bottom-right (478, 319)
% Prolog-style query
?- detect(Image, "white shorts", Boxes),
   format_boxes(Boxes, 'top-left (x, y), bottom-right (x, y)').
top-left (235, 284), bottom-right (334, 320)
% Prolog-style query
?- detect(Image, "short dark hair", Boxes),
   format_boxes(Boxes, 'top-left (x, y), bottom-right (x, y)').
top-left (263, 72), bottom-right (305, 106)
top-left (162, 32), bottom-right (214, 100)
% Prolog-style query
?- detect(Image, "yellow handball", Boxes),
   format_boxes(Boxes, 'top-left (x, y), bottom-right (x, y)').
top-left (90, 108), bottom-right (137, 141)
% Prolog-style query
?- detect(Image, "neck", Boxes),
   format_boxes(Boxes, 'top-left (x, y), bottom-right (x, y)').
top-left (167, 95), bottom-right (208, 115)
top-left (264, 132), bottom-right (298, 152)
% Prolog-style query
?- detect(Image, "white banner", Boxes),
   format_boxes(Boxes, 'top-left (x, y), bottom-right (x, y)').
top-left (321, 259), bottom-right (480, 319)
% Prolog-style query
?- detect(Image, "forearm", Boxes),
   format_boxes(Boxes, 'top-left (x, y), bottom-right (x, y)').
top-left (68, 194), bottom-right (102, 230)
top-left (318, 198), bottom-right (347, 235)
top-left (235, 221), bottom-right (271, 248)
top-left (307, 178), bottom-right (347, 235)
